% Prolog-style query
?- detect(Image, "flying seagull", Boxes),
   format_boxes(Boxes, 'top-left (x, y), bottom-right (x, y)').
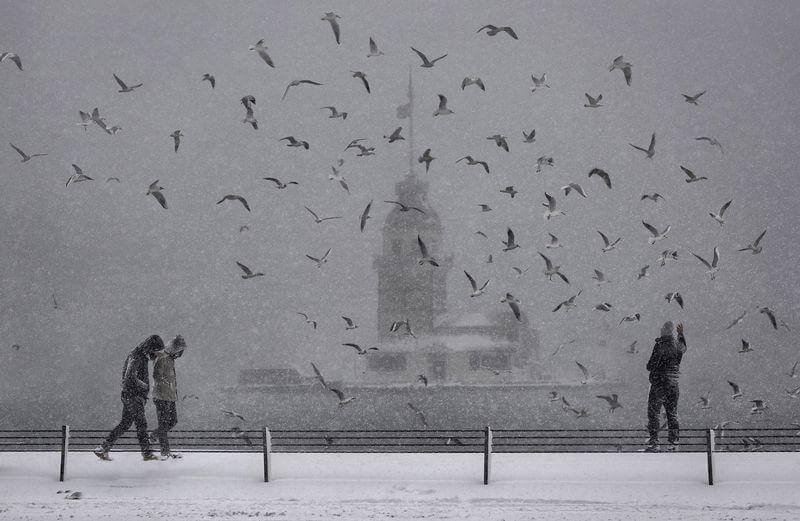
top-left (9, 143), bottom-right (47, 163)
top-left (665, 292), bottom-right (684, 309)
top-left (0, 52), bottom-right (23, 70)
top-left (170, 129), bottom-right (183, 153)
top-left (530, 73), bottom-right (550, 92)
top-left (407, 402), bottom-right (429, 428)
top-left (500, 186), bottom-right (517, 198)
top-left (296, 312), bottom-right (317, 330)
top-left (433, 94), bottom-right (453, 116)
top-left (679, 165), bottom-right (708, 183)
top-left (221, 409), bottom-right (246, 422)
top-left (724, 310), bottom-right (748, 330)
top-left (384, 126), bottom-right (404, 143)
top-left (367, 36), bottom-right (384, 57)
top-left (321, 12), bottom-right (341, 44)
top-left (637, 265), bottom-right (650, 280)
top-left (417, 235), bottom-right (439, 266)
top-left (598, 230), bottom-right (622, 252)
top-left (592, 269), bottom-right (609, 285)
top-left (384, 200), bottom-right (424, 213)
top-left (642, 221), bottom-right (670, 245)
top-left (351, 70), bottom-right (370, 93)
top-left (502, 228), bottom-right (519, 251)
top-left (546, 233), bottom-right (563, 249)
top-left (113, 73), bottom-right (143, 93)
top-left (216, 194), bottom-right (251, 212)
top-left (584, 93), bottom-right (602, 108)
top-left (146, 180), bottom-right (167, 209)
top-left (476, 24), bottom-right (518, 39)
top-left (341, 316), bottom-right (358, 330)
top-left (641, 193), bottom-right (664, 202)
top-left (282, 79), bottom-right (323, 101)
top-left (695, 136), bottom-right (723, 153)
top-left (538, 252), bottom-right (569, 284)
top-left (359, 200), bottom-right (372, 232)
top-left (553, 291), bottom-right (582, 313)
top-left (342, 343), bottom-right (378, 355)
top-left (201, 73), bottom-right (215, 88)
top-left (709, 200), bottom-right (733, 225)
top-left (461, 77), bottom-right (486, 91)
top-left (241, 104), bottom-right (258, 129)
top-left (759, 306), bottom-right (779, 330)
top-left (619, 313), bottom-right (641, 326)
top-left (236, 261), bottom-right (264, 279)
top-left (280, 136), bottom-right (310, 150)
top-left (522, 129), bottom-right (536, 143)
top-left (321, 106), bottom-right (347, 120)
top-left (575, 361), bottom-right (590, 384)
top-left (629, 132), bottom-right (656, 159)
top-left (328, 166), bottom-right (349, 193)
top-left (66, 164), bottom-right (93, 187)
top-left (411, 47), bottom-right (447, 68)
top-left (248, 39), bottom-right (274, 68)
top-left (542, 192), bottom-right (565, 220)
top-left (354, 144), bottom-right (375, 157)
top-left (477, 204), bottom-right (492, 212)
top-left (487, 134), bottom-right (509, 152)
top-left (609, 55), bottom-right (632, 85)
top-left (561, 183), bottom-right (587, 198)
top-left (304, 206), bottom-right (341, 223)
top-left (262, 177), bottom-right (299, 189)
top-left (500, 293), bottom-right (522, 321)
top-left (306, 248), bottom-right (332, 268)
top-left (738, 230), bottom-right (766, 254)
top-left (464, 271), bottom-right (489, 297)
top-left (418, 148), bottom-right (435, 172)
top-left (588, 168), bottom-right (611, 189)
top-left (683, 90), bottom-right (706, 105)
top-left (456, 156), bottom-right (489, 174)
top-left (738, 339), bottom-right (753, 353)
top-left (596, 394), bottom-right (623, 412)
top-left (728, 381), bottom-right (743, 399)
top-left (691, 246), bottom-right (720, 279)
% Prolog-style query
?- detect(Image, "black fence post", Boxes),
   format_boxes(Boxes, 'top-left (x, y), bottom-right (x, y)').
top-left (483, 425), bottom-right (492, 485)
top-left (59, 425), bottom-right (70, 482)
top-left (706, 428), bottom-right (715, 486)
top-left (263, 427), bottom-right (272, 483)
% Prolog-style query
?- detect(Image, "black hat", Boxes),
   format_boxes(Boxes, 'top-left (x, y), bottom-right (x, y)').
top-left (139, 334), bottom-right (165, 353)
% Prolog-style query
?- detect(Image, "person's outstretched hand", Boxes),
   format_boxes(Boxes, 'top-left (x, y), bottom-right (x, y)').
top-left (676, 322), bottom-right (684, 335)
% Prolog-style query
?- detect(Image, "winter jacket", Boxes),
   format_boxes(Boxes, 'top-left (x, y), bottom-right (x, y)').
top-left (646, 333), bottom-right (687, 379)
top-left (121, 335), bottom-right (164, 400)
top-left (152, 352), bottom-right (178, 402)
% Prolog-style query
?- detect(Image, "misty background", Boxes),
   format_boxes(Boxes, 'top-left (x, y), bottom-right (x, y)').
top-left (1, 0), bottom-right (799, 429)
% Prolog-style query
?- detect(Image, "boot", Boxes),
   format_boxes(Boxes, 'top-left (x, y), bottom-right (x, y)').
top-left (93, 446), bottom-right (112, 461)
top-left (142, 452), bottom-right (159, 461)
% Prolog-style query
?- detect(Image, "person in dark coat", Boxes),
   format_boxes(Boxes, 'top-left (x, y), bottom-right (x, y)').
top-left (645, 321), bottom-right (687, 451)
top-left (94, 335), bottom-right (164, 461)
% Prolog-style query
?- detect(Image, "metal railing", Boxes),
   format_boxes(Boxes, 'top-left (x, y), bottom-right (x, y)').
top-left (1, 426), bottom-right (798, 484)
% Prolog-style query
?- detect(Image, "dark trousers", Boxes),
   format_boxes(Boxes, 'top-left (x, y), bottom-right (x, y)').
top-left (647, 375), bottom-right (680, 444)
top-left (154, 399), bottom-right (178, 455)
top-left (103, 395), bottom-right (151, 454)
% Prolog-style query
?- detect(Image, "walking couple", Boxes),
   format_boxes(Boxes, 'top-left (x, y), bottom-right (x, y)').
top-left (94, 334), bottom-right (186, 461)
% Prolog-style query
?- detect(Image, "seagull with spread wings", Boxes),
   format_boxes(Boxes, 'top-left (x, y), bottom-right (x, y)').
top-left (683, 90), bottom-right (706, 105)
top-left (282, 79), bottom-right (323, 101)
top-left (542, 193), bottom-right (565, 220)
top-left (418, 148), bottom-right (435, 172)
top-left (306, 248), bottom-right (332, 268)
top-left (328, 166), bottom-right (349, 193)
top-left (609, 55), bottom-right (632, 85)
top-left (321, 12), bottom-right (342, 44)
top-left (584, 93), bottom-right (602, 108)
top-left (417, 235), bottom-right (439, 267)
top-left (476, 24), bottom-right (518, 39)
top-left (296, 312), bottom-right (317, 330)
top-left (596, 394), bottom-right (622, 412)
top-left (321, 106), bottom-right (347, 120)
top-left (384, 200), bottom-right (424, 213)
top-left (216, 194), bottom-right (250, 212)
top-left (66, 164), bottom-right (93, 187)
top-left (262, 177), bottom-right (298, 189)
top-left (588, 168), bottom-right (612, 189)
top-left (642, 220), bottom-right (670, 245)
top-left (433, 94), bottom-right (453, 116)
top-left (500, 293), bottom-right (522, 321)
top-left (738, 230), bottom-right (766, 254)
top-left (709, 200), bottom-right (732, 225)
top-left (9, 143), bottom-right (47, 163)
top-left (464, 271), bottom-right (489, 297)
top-left (502, 228), bottom-right (519, 251)
top-left (249, 39), bottom-right (274, 67)
top-left (692, 246), bottom-right (720, 279)
top-left (280, 136), bottom-right (310, 150)
top-left (629, 132), bottom-right (656, 159)
top-left (342, 343), bottom-right (378, 355)
top-left (236, 261), bottom-right (264, 279)
top-left (598, 231), bottom-right (622, 252)
top-left (367, 36), bottom-right (384, 57)
top-left (695, 136), bottom-right (723, 153)
top-left (359, 200), bottom-right (372, 232)
top-left (304, 206), bottom-right (341, 223)
top-left (456, 155), bottom-right (489, 174)
top-left (407, 402), bottom-right (429, 428)
top-left (679, 165), bottom-right (708, 183)
top-left (170, 129), bottom-right (183, 153)
top-left (411, 47), bottom-right (447, 68)
top-left (113, 73), bottom-right (143, 93)
top-left (575, 361), bottom-right (590, 384)
top-left (461, 77), bottom-right (485, 91)
top-left (201, 73), bottom-right (215, 88)
top-left (0, 52), bottom-right (23, 70)
top-left (538, 252), bottom-right (569, 284)
top-left (553, 291), bottom-right (582, 313)
top-left (146, 180), bottom-right (167, 209)
top-left (530, 73), bottom-right (550, 92)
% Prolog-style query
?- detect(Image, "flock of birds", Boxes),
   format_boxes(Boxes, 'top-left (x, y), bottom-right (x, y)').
top-left (3, 11), bottom-right (796, 443)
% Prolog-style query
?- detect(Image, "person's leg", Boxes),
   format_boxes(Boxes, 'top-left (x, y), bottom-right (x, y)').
top-left (103, 397), bottom-right (134, 451)
top-left (646, 382), bottom-right (664, 445)
top-left (665, 380), bottom-right (680, 444)
top-left (154, 399), bottom-right (170, 455)
top-left (130, 397), bottom-right (152, 455)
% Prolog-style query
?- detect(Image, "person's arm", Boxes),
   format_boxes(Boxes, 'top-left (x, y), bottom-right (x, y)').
top-left (126, 357), bottom-right (149, 391)
top-left (646, 343), bottom-right (661, 372)
top-left (676, 323), bottom-right (687, 353)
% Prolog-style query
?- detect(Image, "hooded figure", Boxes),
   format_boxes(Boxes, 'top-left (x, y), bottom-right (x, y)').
top-left (95, 335), bottom-right (164, 461)
top-left (151, 335), bottom-right (186, 458)
top-left (645, 321), bottom-right (687, 450)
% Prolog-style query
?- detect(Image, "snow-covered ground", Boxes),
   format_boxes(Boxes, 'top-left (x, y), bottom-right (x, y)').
top-left (2, 451), bottom-right (800, 520)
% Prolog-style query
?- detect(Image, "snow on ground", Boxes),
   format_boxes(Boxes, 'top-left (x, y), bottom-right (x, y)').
top-left (1, 451), bottom-right (800, 520)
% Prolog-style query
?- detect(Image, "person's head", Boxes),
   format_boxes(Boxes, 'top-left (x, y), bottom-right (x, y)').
top-left (165, 334), bottom-right (186, 358)
top-left (137, 334), bottom-right (164, 356)
top-left (660, 321), bottom-right (674, 338)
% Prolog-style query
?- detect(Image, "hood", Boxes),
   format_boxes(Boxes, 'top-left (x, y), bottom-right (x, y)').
top-left (133, 334), bottom-right (165, 356)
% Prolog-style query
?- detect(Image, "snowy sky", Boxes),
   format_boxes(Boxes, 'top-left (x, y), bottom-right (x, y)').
top-left (2, 0), bottom-right (800, 420)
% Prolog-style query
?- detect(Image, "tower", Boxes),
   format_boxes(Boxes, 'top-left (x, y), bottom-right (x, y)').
top-left (373, 71), bottom-right (452, 339)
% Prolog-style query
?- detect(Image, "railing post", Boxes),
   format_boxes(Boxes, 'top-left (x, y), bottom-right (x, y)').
top-left (706, 428), bottom-right (715, 486)
top-left (263, 427), bottom-right (272, 483)
top-left (483, 425), bottom-right (492, 485)
top-left (59, 425), bottom-right (69, 482)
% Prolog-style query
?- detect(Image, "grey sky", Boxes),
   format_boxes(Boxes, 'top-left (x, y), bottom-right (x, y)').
top-left (2, 1), bottom-right (800, 424)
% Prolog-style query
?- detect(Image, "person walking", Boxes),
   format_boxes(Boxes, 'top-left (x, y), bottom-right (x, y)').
top-left (151, 335), bottom-right (186, 459)
top-left (645, 321), bottom-right (687, 452)
top-left (94, 335), bottom-right (164, 461)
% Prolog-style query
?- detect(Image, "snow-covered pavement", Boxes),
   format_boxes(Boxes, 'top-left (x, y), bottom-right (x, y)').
top-left (2, 451), bottom-right (800, 520)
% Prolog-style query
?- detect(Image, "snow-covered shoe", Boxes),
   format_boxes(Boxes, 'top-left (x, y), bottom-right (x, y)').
top-left (160, 452), bottom-right (182, 460)
top-left (643, 443), bottom-right (660, 453)
top-left (142, 452), bottom-right (159, 461)
top-left (665, 442), bottom-right (678, 452)
top-left (93, 446), bottom-right (112, 461)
